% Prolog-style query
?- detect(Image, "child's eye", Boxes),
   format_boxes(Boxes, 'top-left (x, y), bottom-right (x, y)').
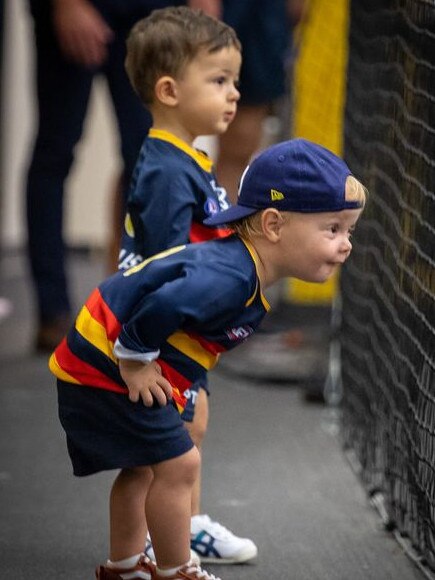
top-left (214, 76), bottom-right (226, 85)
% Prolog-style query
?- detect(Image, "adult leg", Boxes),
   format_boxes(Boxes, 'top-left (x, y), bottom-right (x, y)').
top-left (104, 32), bottom-right (152, 203)
top-left (216, 104), bottom-right (269, 202)
top-left (106, 172), bottom-right (125, 274)
top-left (218, 0), bottom-right (289, 202)
top-left (26, 10), bottom-right (94, 348)
top-left (104, 33), bottom-right (152, 272)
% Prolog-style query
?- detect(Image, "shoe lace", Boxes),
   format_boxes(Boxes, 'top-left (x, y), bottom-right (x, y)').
top-left (199, 517), bottom-right (233, 540)
top-left (185, 563), bottom-right (220, 580)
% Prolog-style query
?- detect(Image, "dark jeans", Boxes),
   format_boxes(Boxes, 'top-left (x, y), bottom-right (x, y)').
top-left (25, 2), bottom-right (157, 323)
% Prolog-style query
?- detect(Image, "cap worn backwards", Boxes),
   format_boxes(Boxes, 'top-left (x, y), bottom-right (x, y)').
top-left (204, 138), bottom-right (362, 226)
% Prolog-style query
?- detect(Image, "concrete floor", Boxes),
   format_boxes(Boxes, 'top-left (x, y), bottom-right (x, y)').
top-left (0, 251), bottom-right (426, 579)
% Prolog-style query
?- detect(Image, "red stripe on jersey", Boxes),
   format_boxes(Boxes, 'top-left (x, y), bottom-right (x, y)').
top-left (189, 222), bottom-right (232, 243)
top-left (54, 338), bottom-right (127, 394)
top-left (157, 359), bottom-right (190, 408)
top-left (184, 330), bottom-right (227, 356)
top-left (85, 288), bottom-right (121, 342)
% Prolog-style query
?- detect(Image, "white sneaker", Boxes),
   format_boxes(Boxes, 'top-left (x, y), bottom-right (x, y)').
top-left (145, 534), bottom-right (200, 566)
top-left (190, 514), bottom-right (258, 564)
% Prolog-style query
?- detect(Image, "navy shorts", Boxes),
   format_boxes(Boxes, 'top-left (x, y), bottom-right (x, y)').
top-left (57, 380), bottom-right (194, 477)
top-left (180, 379), bottom-right (209, 423)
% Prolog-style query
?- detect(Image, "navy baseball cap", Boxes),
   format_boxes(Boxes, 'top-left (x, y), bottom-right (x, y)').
top-left (204, 138), bottom-right (362, 226)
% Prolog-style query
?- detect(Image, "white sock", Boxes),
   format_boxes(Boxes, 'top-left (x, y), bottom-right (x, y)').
top-left (156, 562), bottom-right (188, 577)
top-left (107, 554), bottom-right (142, 569)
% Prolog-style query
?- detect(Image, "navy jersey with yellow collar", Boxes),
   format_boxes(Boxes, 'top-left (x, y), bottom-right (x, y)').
top-left (50, 236), bottom-right (270, 412)
top-left (119, 129), bottom-right (231, 271)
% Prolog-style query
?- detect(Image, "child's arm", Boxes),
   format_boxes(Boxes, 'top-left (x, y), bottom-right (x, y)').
top-left (118, 358), bottom-right (173, 407)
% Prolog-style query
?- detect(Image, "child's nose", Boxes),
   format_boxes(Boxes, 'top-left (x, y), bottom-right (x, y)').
top-left (337, 236), bottom-right (352, 262)
top-left (342, 236), bottom-right (352, 255)
top-left (231, 85), bottom-right (241, 101)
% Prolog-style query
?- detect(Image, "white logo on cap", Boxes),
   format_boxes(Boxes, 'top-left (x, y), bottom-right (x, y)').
top-left (237, 164), bottom-right (250, 197)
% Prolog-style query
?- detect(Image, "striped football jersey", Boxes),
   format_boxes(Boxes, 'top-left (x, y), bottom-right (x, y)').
top-left (50, 236), bottom-right (270, 412)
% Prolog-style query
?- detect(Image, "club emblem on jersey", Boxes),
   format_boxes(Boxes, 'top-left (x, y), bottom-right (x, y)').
top-left (225, 325), bottom-right (254, 341)
top-left (204, 198), bottom-right (219, 215)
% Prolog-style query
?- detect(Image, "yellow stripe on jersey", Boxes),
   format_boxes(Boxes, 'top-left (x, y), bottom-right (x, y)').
top-left (123, 245), bottom-right (186, 277)
top-left (124, 212), bottom-right (135, 238)
top-left (167, 331), bottom-right (219, 370)
top-left (259, 291), bottom-right (271, 311)
top-left (173, 387), bottom-right (185, 414)
top-left (49, 352), bottom-right (81, 384)
top-left (245, 280), bottom-right (258, 307)
top-left (241, 239), bottom-right (271, 311)
top-left (149, 128), bottom-right (214, 172)
top-left (75, 305), bottom-right (117, 362)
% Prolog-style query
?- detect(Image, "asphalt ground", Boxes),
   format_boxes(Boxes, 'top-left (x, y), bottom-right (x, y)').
top-left (0, 251), bottom-right (425, 580)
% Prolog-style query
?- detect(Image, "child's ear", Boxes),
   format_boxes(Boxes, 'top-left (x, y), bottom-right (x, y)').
top-left (261, 208), bottom-right (283, 242)
top-left (155, 76), bottom-right (178, 106)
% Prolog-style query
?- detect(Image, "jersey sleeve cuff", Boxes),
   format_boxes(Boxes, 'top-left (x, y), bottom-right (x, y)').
top-left (114, 338), bottom-right (160, 363)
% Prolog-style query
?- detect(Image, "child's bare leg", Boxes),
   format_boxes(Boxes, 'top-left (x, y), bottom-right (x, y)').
top-left (185, 388), bottom-right (209, 515)
top-left (146, 447), bottom-right (201, 569)
top-left (110, 466), bottom-right (154, 561)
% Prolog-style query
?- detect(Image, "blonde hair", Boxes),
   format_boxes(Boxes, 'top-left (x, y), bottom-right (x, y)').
top-left (125, 6), bottom-right (241, 105)
top-left (230, 212), bottom-right (264, 240)
top-left (345, 175), bottom-right (368, 207)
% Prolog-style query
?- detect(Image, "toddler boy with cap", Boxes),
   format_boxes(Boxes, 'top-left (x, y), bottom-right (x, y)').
top-left (50, 138), bottom-right (366, 580)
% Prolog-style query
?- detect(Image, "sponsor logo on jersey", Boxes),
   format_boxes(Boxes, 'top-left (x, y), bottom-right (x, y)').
top-left (210, 179), bottom-right (230, 210)
top-left (225, 325), bottom-right (254, 341)
top-left (118, 249), bottom-right (144, 271)
top-left (183, 388), bottom-right (199, 405)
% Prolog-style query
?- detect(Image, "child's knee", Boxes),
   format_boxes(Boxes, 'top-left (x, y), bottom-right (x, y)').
top-left (177, 447), bottom-right (201, 485)
top-left (153, 447), bottom-right (200, 488)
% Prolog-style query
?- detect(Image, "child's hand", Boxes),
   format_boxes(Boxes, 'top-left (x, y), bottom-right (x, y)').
top-left (118, 359), bottom-right (173, 407)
